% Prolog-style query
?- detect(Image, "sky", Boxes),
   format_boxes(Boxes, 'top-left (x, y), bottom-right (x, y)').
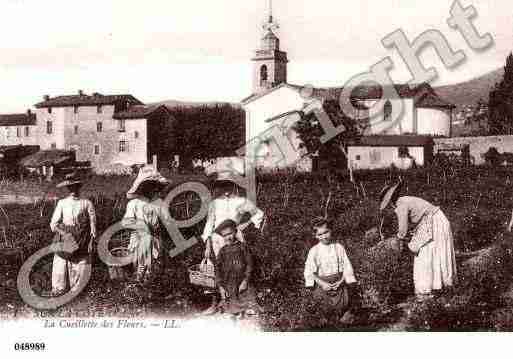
top-left (0, 0), bottom-right (511, 112)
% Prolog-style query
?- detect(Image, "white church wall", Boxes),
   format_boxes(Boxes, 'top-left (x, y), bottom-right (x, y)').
top-left (417, 108), bottom-right (451, 136)
top-left (244, 86), bottom-right (305, 142)
top-left (364, 98), bottom-right (416, 135)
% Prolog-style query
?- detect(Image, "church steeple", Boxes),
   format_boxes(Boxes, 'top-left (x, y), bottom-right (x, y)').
top-left (252, 0), bottom-right (288, 94)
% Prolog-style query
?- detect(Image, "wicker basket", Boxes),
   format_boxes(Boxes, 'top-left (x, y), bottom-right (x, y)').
top-left (188, 261), bottom-right (216, 288)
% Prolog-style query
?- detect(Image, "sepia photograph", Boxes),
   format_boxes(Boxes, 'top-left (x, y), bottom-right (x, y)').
top-left (0, 0), bottom-right (512, 355)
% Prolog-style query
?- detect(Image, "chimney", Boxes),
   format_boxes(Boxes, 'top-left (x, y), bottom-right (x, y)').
top-left (78, 90), bottom-right (84, 96)
top-left (43, 95), bottom-right (50, 101)
top-left (27, 109), bottom-right (32, 116)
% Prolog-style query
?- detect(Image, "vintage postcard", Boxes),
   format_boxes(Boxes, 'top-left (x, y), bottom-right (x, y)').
top-left (0, 0), bottom-right (511, 356)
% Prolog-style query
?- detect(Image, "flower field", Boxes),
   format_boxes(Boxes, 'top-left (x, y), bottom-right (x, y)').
top-left (1, 164), bottom-right (513, 331)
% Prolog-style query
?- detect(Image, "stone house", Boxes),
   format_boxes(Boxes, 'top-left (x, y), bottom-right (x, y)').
top-left (0, 111), bottom-right (38, 147)
top-left (33, 91), bottom-right (176, 172)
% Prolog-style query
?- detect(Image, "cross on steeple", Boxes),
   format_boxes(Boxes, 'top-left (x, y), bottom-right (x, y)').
top-left (262, 0), bottom-right (279, 32)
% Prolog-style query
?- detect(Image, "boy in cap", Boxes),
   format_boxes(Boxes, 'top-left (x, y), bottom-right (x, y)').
top-left (214, 219), bottom-right (260, 315)
top-left (49, 173), bottom-right (96, 296)
top-left (201, 170), bottom-right (263, 314)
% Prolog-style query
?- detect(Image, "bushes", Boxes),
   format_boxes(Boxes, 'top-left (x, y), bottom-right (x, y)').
top-left (483, 147), bottom-right (503, 166)
top-left (2, 165), bottom-right (513, 329)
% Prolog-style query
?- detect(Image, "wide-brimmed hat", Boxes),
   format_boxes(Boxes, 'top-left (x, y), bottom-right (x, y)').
top-left (379, 181), bottom-right (403, 211)
top-left (127, 165), bottom-right (169, 199)
top-left (214, 219), bottom-right (238, 235)
top-left (214, 171), bottom-right (239, 185)
top-left (57, 172), bottom-right (83, 188)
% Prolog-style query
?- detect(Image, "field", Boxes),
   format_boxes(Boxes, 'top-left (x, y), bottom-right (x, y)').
top-left (1, 164), bottom-right (513, 331)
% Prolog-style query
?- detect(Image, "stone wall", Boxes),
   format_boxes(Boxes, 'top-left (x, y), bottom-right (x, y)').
top-left (434, 135), bottom-right (513, 165)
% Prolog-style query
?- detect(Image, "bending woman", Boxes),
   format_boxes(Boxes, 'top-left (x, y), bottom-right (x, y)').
top-left (379, 181), bottom-right (457, 300)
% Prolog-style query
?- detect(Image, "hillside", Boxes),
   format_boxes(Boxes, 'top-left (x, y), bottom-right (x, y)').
top-left (151, 99), bottom-right (241, 109)
top-left (151, 69), bottom-right (504, 112)
top-left (435, 68), bottom-right (503, 110)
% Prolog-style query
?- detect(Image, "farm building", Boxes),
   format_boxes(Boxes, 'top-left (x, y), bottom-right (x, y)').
top-left (346, 135), bottom-right (434, 170)
top-left (32, 92), bottom-right (176, 172)
top-left (241, 10), bottom-right (455, 171)
top-left (0, 111), bottom-right (38, 147)
top-left (0, 145), bottom-right (40, 178)
top-left (19, 149), bottom-right (78, 180)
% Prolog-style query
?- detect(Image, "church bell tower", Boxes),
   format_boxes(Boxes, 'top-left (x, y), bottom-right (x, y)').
top-left (252, 0), bottom-right (288, 94)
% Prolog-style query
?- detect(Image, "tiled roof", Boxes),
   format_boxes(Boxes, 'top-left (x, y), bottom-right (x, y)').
top-left (20, 150), bottom-right (75, 167)
top-left (0, 113), bottom-right (36, 126)
top-left (415, 92), bottom-right (456, 109)
top-left (34, 93), bottom-right (143, 108)
top-left (113, 105), bottom-right (172, 120)
top-left (347, 135), bottom-right (435, 147)
top-left (241, 82), bottom-right (454, 109)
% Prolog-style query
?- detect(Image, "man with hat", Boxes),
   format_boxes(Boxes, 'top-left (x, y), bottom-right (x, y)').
top-left (201, 167), bottom-right (264, 314)
top-left (49, 173), bottom-right (97, 296)
top-left (379, 180), bottom-right (457, 301)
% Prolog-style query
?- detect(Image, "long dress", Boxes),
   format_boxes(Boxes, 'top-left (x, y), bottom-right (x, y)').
top-left (394, 196), bottom-right (457, 295)
top-left (50, 195), bottom-right (96, 292)
top-left (123, 197), bottom-right (161, 281)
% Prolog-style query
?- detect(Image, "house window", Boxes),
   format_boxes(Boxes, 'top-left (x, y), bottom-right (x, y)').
top-left (46, 121), bottom-right (53, 134)
top-left (119, 140), bottom-right (128, 153)
top-left (48, 107), bottom-right (52, 114)
top-left (5, 127), bottom-right (10, 138)
top-left (118, 119), bottom-right (126, 132)
top-left (97, 105), bottom-right (102, 114)
top-left (94, 144), bottom-right (101, 155)
top-left (69, 144), bottom-right (80, 152)
top-left (16, 127), bottom-right (21, 138)
top-left (73, 105), bottom-right (79, 114)
top-left (384, 100), bottom-right (392, 121)
top-left (134, 131), bottom-right (139, 139)
top-left (24, 126), bottom-right (29, 137)
top-left (97, 122), bottom-right (103, 132)
top-left (355, 155), bottom-right (361, 161)
top-left (370, 149), bottom-right (381, 164)
top-left (74, 125), bottom-right (79, 135)
top-left (50, 143), bottom-right (56, 149)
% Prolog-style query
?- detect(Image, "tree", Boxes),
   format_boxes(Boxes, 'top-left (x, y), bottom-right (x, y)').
top-left (488, 53), bottom-right (513, 135)
top-left (168, 104), bottom-right (245, 170)
top-left (294, 99), bottom-right (367, 182)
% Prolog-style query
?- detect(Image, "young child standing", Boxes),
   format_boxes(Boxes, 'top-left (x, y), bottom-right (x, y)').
top-left (304, 217), bottom-right (357, 322)
top-left (214, 219), bottom-right (260, 315)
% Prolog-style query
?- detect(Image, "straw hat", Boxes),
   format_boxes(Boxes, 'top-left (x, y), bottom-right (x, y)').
top-left (379, 180), bottom-right (403, 211)
top-left (56, 172), bottom-right (83, 188)
top-left (127, 165), bottom-right (169, 199)
top-left (214, 219), bottom-right (237, 235)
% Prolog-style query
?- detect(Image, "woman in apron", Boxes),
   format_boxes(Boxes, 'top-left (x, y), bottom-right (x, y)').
top-left (379, 180), bottom-right (457, 301)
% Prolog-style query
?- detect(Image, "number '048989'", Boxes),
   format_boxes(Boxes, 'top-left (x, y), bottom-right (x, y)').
top-left (14, 342), bottom-right (46, 351)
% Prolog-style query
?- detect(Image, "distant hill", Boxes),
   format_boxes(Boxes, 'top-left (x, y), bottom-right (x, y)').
top-left (434, 68), bottom-right (503, 111)
top-left (151, 99), bottom-right (241, 109)
top-left (153, 69), bottom-right (504, 111)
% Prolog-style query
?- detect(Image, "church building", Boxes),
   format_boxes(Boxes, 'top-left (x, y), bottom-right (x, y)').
top-left (241, 5), bottom-right (455, 171)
